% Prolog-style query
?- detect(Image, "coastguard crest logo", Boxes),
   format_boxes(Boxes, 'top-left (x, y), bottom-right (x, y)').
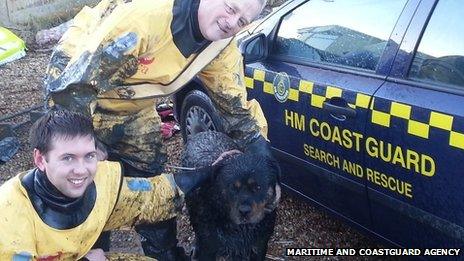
top-left (273, 72), bottom-right (290, 103)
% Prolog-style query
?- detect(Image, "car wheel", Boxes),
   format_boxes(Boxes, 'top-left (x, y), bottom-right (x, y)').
top-left (180, 90), bottom-right (224, 141)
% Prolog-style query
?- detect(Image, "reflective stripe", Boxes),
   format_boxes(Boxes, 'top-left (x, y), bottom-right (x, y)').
top-left (246, 67), bottom-right (464, 151)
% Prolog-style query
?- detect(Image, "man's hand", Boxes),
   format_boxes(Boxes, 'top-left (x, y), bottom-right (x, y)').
top-left (212, 149), bottom-right (242, 166)
top-left (174, 150), bottom-right (242, 195)
top-left (84, 248), bottom-right (107, 261)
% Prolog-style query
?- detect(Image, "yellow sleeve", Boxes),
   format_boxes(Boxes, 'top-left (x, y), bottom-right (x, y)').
top-left (198, 40), bottom-right (268, 145)
top-left (0, 220), bottom-right (37, 261)
top-left (104, 174), bottom-right (183, 230)
top-left (45, 0), bottom-right (162, 95)
top-left (0, 179), bottom-right (38, 260)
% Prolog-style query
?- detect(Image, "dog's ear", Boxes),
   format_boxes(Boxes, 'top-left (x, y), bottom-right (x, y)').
top-left (210, 155), bottom-right (234, 181)
top-left (211, 161), bottom-right (225, 180)
top-left (265, 183), bottom-right (281, 213)
top-left (211, 151), bottom-right (243, 178)
top-left (264, 157), bottom-right (281, 213)
top-left (265, 157), bottom-right (281, 182)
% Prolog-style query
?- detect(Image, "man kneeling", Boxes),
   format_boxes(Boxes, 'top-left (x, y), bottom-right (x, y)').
top-left (0, 110), bottom-right (215, 260)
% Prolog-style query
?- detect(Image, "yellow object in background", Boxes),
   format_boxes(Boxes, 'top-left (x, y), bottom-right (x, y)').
top-left (0, 27), bottom-right (26, 66)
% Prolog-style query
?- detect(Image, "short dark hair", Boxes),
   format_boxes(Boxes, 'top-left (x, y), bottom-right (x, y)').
top-left (29, 109), bottom-right (96, 154)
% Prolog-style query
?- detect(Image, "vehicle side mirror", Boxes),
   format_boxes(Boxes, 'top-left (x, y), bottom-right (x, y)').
top-left (240, 33), bottom-right (267, 63)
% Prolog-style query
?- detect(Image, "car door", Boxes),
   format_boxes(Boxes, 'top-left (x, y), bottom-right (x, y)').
top-left (245, 0), bottom-right (413, 227)
top-left (365, 0), bottom-right (464, 248)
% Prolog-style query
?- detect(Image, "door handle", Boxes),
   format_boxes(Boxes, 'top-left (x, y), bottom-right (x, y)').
top-left (322, 100), bottom-right (357, 120)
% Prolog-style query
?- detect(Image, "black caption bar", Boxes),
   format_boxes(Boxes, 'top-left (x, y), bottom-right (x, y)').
top-left (286, 248), bottom-right (461, 256)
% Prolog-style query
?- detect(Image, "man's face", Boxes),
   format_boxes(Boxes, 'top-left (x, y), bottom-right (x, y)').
top-left (34, 135), bottom-right (98, 198)
top-left (198, 0), bottom-right (263, 41)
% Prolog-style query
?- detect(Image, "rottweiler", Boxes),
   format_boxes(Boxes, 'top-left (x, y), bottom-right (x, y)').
top-left (182, 131), bottom-right (280, 260)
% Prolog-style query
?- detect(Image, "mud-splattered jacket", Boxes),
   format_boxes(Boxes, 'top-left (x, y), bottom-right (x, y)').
top-left (0, 161), bottom-right (181, 260)
top-left (44, 0), bottom-right (267, 145)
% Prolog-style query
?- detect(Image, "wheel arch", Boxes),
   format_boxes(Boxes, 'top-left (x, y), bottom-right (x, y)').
top-left (173, 78), bottom-right (209, 122)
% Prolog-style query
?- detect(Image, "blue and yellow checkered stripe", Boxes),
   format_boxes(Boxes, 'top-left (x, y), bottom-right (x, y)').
top-left (370, 99), bottom-right (464, 150)
top-left (244, 68), bottom-right (371, 109)
top-left (245, 68), bottom-right (464, 150)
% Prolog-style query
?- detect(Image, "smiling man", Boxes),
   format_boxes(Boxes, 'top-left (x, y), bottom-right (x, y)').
top-left (43, 0), bottom-right (272, 259)
top-left (33, 131), bottom-right (98, 199)
top-left (0, 110), bottom-right (223, 260)
top-left (198, 0), bottom-right (263, 40)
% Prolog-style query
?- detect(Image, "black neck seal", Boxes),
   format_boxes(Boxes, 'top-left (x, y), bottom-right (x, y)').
top-left (21, 169), bottom-right (96, 229)
top-left (171, 0), bottom-right (211, 58)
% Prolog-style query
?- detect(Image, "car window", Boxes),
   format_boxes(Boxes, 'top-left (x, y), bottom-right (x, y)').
top-left (273, 0), bottom-right (407, 71)
top-left (408, 0), bottom-right (464, 88)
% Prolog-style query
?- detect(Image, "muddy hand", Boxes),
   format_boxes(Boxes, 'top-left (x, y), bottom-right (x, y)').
top-left (212, 149), bottom-right (242, 166)
top-left (84, 248), bottom-right (107, 261)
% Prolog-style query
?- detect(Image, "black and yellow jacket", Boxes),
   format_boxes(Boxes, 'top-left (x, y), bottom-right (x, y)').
top-left (0, 161), bottom-right (180, 260)
top-left (45, 0), bottom-right (267, 143)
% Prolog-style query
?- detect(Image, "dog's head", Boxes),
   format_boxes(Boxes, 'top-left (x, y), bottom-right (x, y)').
top-left (214, 154), bottom-right (281, 225)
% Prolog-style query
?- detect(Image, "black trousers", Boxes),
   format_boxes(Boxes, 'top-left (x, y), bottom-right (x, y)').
top-left (136, 218), bottom-right (187, 260)
top-left (93, 218), bottom-right (185, 260)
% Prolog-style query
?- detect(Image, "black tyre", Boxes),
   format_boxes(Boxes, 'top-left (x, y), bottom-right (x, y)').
top-left (180, 90), bottom-right (224, 141)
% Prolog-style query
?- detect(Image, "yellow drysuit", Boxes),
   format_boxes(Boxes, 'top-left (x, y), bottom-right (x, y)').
top-left (0, 161), bottom-right (181, 260)
top-left (44, 0), bottom-right (267, 173)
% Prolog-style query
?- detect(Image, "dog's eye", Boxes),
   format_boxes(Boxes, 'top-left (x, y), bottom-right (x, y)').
top-left (253, 185), bottom-right (261, 192)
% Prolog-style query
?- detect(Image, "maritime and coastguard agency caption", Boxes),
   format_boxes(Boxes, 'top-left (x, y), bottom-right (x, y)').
top-left (286, 248), bottom-right (461, 257)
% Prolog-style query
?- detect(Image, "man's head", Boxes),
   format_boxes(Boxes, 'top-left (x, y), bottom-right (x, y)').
top-left (198, 0), bottom-right (266, 41)
top-left (30, 110), bottom-right (98, 198)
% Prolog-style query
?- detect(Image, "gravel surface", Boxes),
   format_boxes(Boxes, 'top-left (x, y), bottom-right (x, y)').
top-left (0, 50), bottom-right (387, 260)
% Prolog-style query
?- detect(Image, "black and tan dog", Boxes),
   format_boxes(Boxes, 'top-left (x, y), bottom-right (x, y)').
top-left (182, 131), bottom-right (280, 261)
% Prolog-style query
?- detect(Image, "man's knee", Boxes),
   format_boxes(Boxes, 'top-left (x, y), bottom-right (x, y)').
top-left (135, 218), bottom-right (188, 260)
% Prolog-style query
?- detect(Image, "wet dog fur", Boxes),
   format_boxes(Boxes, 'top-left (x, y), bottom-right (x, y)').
top-left (182, 131), bottom-right (280, 260)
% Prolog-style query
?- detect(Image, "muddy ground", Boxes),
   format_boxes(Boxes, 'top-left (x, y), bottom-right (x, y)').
top-left (0, 50), bottom-right (385, 260)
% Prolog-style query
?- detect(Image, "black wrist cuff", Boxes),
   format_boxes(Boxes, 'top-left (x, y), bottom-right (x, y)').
top-left (174, 165), bottom-right (213, 195)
